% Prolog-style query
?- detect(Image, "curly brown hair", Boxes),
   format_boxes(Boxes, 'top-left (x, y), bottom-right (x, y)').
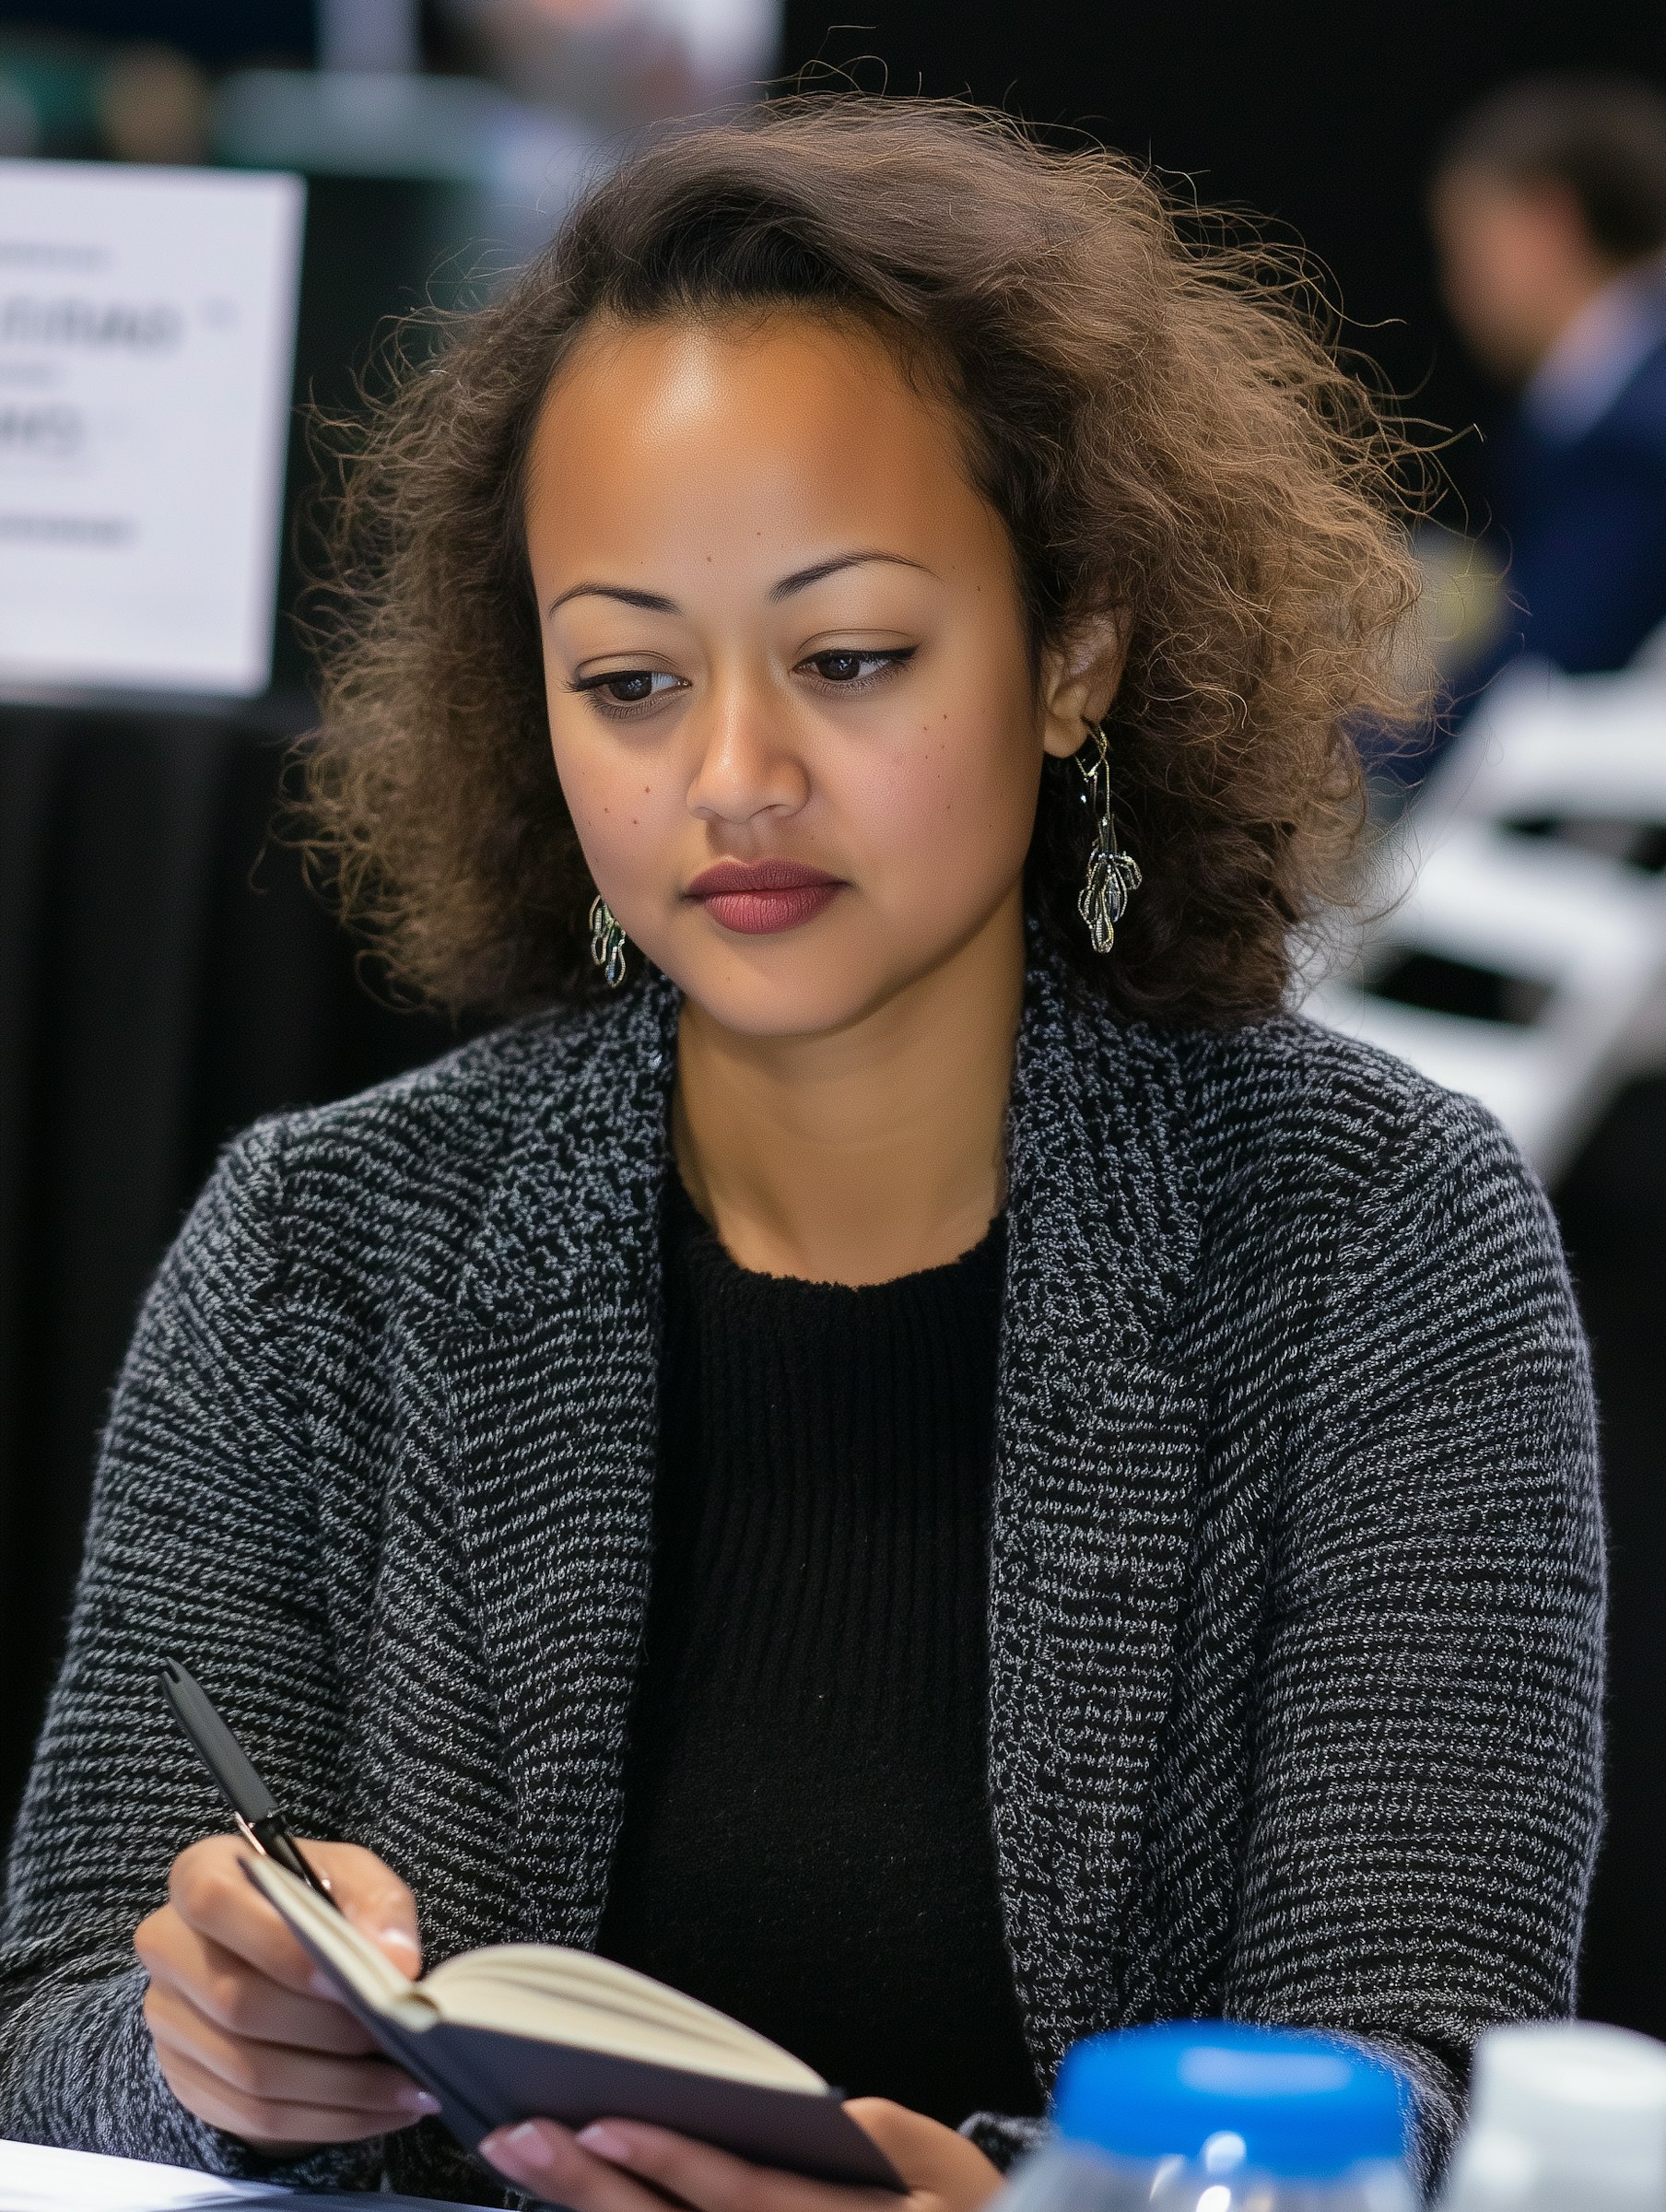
top-left (302, 96), bottom-right (1422, 1024)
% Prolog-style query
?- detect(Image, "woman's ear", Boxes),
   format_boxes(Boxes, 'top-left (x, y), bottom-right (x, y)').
top-left (1039, 612), bottom-right (1131, 759)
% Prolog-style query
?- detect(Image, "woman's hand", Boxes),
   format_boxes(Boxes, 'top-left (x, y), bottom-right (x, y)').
top-left (135, 1835), bottom-right (440, 2151)
top-left (482, 2100), bottom-right (1004, 2212)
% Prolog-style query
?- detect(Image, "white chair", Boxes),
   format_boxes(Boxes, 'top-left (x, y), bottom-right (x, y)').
top-left (1307, 660), bottom-right (1666, 1183)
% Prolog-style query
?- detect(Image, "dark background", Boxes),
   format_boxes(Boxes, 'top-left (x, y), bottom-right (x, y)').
top-left (3, 0), bottom-right (1662, 2040)
top-left (781, 0), bottom-right (1666, 524)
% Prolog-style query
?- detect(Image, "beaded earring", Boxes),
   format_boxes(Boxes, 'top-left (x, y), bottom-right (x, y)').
top-left (1076, 724), bottom-right (1142, 954)
top-left (588, 895), bottom-right (628, 988)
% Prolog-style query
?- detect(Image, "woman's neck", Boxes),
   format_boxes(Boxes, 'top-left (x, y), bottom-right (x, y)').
top-left (672, 891), bottom-right (1025, 1285)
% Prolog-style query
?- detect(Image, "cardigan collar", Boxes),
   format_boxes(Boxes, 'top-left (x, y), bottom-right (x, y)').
top-left (459, 945), bottom-right (1198, 1348)
top-left (437, 947), bottom-right (1204, 2075)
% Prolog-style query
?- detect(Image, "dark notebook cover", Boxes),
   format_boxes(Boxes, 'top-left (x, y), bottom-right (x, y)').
top-left (263, 1876), bottom-right (903, 2192)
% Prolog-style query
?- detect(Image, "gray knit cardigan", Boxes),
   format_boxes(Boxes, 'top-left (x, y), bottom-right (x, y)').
top-left (0, 953), bottom-right (1604, 2205)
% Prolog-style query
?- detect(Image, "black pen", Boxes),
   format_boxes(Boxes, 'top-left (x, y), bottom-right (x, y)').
top-left (158, 1656), bottom-right (340, 1910)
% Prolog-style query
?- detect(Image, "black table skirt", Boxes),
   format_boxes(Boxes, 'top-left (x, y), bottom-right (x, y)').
top-left (0, 700), bottom-right (456, 1840)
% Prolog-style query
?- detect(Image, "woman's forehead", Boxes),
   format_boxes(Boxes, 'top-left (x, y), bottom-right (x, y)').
top-left (536, 312), bottom-right (948, 457)
top-left (523, 312), bottom-right (999, 595)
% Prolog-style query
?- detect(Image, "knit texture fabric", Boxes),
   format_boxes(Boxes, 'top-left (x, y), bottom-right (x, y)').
top-left (598, 1180), bottom-right (1040, 2128)
top-left (0, 951), bottom-right (1604, 2203)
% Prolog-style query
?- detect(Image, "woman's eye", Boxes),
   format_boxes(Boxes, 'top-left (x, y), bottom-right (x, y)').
top-left (798, 648), bottom-right (915, 687)
top-left (570, 668), bottom-right (685, 711)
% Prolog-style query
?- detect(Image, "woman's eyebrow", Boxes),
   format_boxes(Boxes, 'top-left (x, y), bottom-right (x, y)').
top-left (769, 551), bottom-right (931, 601)
top-left (547, 582), bottom-right (678, 617)
top-left (546, 551), bottom-right (930, 621)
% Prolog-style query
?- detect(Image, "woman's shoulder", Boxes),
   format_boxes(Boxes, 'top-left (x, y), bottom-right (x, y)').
top-left (1071, 997), bottom-right (1555, 1261)
top-left (1085, 1011), bottom-right (1585, 1432)
top-left (1148, 1010), bottom-right (1561, 1286)
top-left (184, 988), bottom-right (669, 1316)
top-left (243, 995), bottom-right (616, 1165)
top-left (1147, 1006), bottom-right (1531, 1183)
top-left (1037, 947), bottom-right (1525, 1196)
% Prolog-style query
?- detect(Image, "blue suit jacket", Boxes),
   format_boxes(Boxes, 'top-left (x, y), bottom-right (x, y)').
top-left (1374, 325), bottom-right (1666, 784)
top-left (1481, 328), bottom-right (1666, 681)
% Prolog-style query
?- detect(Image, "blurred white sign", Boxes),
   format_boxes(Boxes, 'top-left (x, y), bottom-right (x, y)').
top-left (0, 159), bottom-right (304, 697)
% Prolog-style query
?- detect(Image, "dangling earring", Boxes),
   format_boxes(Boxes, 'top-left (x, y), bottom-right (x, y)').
top-left (1075, 723), bottom-right (1142, 954)
top-left (588, 894), bottom-right (628, 988)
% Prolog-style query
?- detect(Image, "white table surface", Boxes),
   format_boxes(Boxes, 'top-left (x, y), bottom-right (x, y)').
top-left (0, 2138), bottom-right (490, 2211)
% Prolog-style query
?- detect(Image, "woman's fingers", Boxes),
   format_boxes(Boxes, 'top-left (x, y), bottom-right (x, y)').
top-left (843, 2102), bottom-right (1003, 2210)
top-left (139, 1833), bottom-right (428, 2147)
top-left (136, 1913), bottom-right (379, 2054)
top-left (483, 2108), bottom-right (1006, 2212)
top-left (307, 1840), bottom-right (423, 1976)
top-left (155, 2041), bottom-right (427, 2150)
top-left (574, 2120), bottom-right (886, 2212)
top-left (163, 1841), bottom-right (315, 1996)
top-left (144, 1978), bottom-right (427, 2112)
top-left (165, 1836), bottom-right (421, 1995)
top-left (486, 2116), bottom-right (898, 2212)
top-left (144, 1976), bottom-right (433, 2125)
top-left (482, 2118), bottom-right (682, 2212)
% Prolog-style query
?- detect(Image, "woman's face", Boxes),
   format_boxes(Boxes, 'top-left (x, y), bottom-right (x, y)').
top-left (524, 311), bottom-right (1097, 1040)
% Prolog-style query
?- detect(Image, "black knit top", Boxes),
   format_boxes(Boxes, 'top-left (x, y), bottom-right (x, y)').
top-left (598, 1178), bottom-right (1042, 2127)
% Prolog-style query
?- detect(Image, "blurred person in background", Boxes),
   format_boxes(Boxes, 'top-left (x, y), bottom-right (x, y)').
top-left (1431, 72), bottom-right (1666, 697)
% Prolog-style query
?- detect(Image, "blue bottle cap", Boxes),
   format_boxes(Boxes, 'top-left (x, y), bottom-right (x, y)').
top-left (1050, 2023), bottom-right (1409, 2181)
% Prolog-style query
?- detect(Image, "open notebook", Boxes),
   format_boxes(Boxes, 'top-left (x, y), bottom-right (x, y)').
top-left (247, 1861), bottom-right (903, 2189)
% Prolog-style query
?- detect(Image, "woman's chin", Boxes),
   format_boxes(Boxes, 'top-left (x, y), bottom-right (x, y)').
top-left (674, 968), bottom-right (893, 1043)
top-left (650, 929), bottom-right (909, 1043)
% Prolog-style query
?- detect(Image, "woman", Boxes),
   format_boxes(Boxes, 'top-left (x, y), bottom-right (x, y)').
top-left (0, 99), bottom-right (1601, 2210)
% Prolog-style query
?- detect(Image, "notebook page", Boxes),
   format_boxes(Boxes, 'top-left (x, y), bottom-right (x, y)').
top-left (427, 1947), bottom-right (808, 2065)
top-left (413, 1982), bottom-right (823, 2087)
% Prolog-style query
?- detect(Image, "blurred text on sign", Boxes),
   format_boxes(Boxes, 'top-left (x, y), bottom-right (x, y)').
top-left (0, 159), bottom-right (303, 699)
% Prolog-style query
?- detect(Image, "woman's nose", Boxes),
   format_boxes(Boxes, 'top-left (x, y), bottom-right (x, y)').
top-left (685, 683), bottom-right (810, 827)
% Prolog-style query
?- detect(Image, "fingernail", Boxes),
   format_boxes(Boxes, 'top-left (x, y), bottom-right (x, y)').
top-left (405, 2088), bottom-right (440, 2115)
top-left (499, 2120), bottom-right (552, 2162)
top-left (380, 1926), bottom-right (421, 1957)
top-left (578, 2124), bottom-right (632, 2163)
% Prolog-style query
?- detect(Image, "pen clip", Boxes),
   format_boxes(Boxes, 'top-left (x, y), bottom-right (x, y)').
top-left (237, 1809), bottom-right (335, 1900)
top-left (233, 1811), bottom-right (269, 1860)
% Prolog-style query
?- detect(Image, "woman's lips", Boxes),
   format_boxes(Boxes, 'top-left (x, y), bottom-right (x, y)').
top-left (686, 861), bottom-right (844, 936)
